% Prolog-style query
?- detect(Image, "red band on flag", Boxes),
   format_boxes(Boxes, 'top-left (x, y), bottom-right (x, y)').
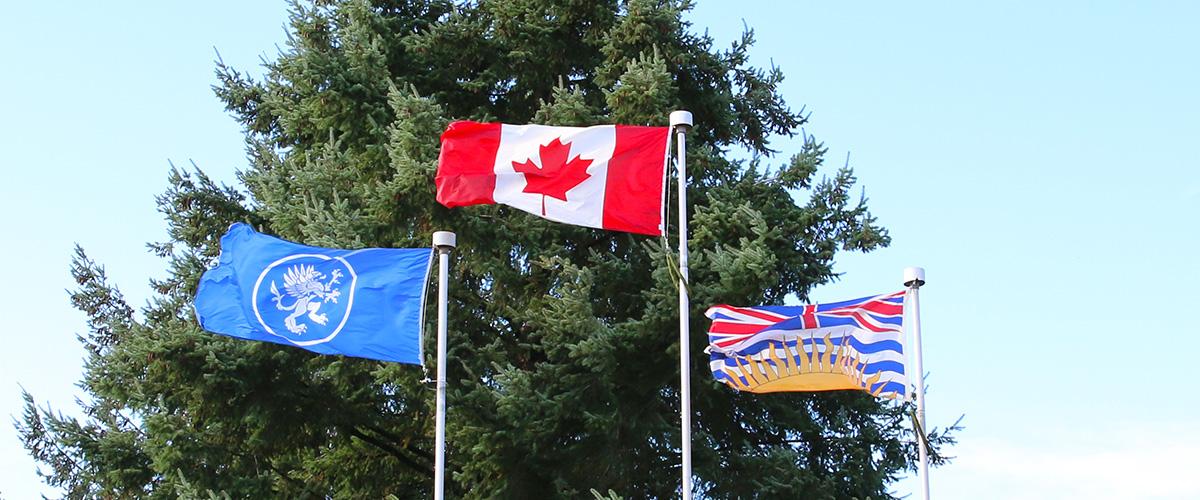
top-left (603, 125), bottom-right (669, 235)
top-left (854, 301), bottom-right (903, 316)
top-left (800, 304), bottom-right (818, 329)
top-left (436, 121), bottom-right (501, 207)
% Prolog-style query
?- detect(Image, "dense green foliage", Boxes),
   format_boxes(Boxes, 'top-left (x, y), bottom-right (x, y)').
top-left (18, 1), bottom-right (954, 498)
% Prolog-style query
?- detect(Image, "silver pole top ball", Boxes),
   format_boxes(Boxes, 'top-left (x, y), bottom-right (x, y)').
top-left (903, 266), bottom-right (926, 288)
top-left (432, 231), bottom-right (457, 250)
top-left (669, 110), bottom-right (693, 129)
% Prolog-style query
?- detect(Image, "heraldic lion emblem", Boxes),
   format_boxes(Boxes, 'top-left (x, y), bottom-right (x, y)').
top-left (269, 264), bottom-right (343, 334)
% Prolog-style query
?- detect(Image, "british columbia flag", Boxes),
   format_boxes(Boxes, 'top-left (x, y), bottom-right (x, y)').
top-left (705, 291), bottom-right (908, 398)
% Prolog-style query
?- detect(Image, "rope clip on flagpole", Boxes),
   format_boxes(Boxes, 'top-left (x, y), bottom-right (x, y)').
top-left (903, 266), bottom-right (930, 500)
top-left (670, 109), bottom-right (694, 499)
top-left (432, 231), bottom-right (456, 500)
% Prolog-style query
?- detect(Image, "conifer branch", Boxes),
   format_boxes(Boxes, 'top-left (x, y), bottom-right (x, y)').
top-left (345, 426), bottom-right (432, 478)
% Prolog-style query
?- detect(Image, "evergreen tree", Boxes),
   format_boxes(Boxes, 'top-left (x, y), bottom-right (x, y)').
top-left (18, 1), bottom-right (955, 498)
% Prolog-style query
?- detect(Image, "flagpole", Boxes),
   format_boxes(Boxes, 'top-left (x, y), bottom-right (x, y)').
top-left (432, 231), bottom-right (457, 500)
top-left (670, 110), bottom-right (694, 498)
top-left (904, 266), bottom-right (929, 500)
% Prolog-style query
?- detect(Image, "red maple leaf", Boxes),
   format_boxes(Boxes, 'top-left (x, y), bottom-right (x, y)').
top-left (512, 137), bottom-right (593, 215)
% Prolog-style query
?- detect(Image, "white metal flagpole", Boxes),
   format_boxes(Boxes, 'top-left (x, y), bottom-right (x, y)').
top-left (904, 266), bottom-right (929, 500)
top-left (670, 110), bottom-right (694, 498)
top-left (432, 231), bottom-right (457, 500)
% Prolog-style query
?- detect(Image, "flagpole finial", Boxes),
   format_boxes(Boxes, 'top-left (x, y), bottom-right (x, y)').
top-left (903, 266), bottom-right (925, 288)
top-left (433, 231), bottom-right (457, 251)
top-left (670, 110), bottom-right (693, 130)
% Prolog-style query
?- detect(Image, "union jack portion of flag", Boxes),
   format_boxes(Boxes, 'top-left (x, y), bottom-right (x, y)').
top-left (705, 291), bottom-right (908, 398)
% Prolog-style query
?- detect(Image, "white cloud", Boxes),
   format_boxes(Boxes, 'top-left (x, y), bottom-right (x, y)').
top-left (926, 423), bottom-right (1200, 500)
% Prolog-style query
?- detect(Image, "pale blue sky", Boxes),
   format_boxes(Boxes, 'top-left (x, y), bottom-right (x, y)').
top-left (2, 2), bottom-right (1197, 498)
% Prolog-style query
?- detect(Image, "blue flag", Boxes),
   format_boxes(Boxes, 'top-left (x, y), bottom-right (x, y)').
top-left (194, 223), bottom-right (433, 364)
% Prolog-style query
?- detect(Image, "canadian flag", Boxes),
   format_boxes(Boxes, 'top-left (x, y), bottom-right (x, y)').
top-left (436, 121), bottom-right (670, 236)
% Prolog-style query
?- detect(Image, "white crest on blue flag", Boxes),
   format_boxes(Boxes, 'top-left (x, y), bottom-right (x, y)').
top-left (251, 254), bottom-right (358, 346)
